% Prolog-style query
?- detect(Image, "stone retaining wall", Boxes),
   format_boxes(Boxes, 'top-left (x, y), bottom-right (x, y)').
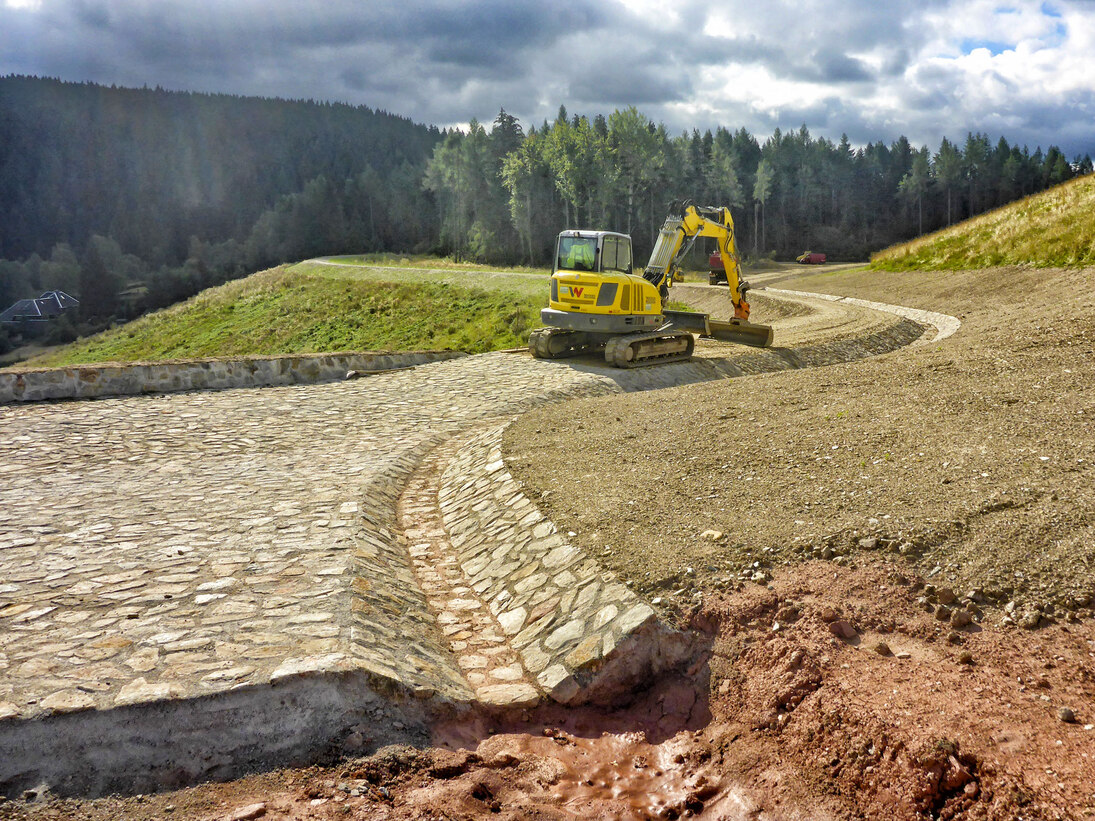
top-left (0, 351), bottom-right (466, 404)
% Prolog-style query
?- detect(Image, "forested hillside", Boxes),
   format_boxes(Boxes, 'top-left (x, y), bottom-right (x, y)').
top-left (0, 76), bottom-right (441, 336)
top-left (1, 76), bottom-right (1090, 356)
top-left (427, 105), bottom-right (1092, 272)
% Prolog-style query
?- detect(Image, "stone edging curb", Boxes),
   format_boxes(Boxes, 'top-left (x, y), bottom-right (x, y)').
top-left (0, 351), bottom-right (467, 404)
top-left (438, 424), bottom-right (695, 705)
top-left (764, 288), bottom-right (961, 344)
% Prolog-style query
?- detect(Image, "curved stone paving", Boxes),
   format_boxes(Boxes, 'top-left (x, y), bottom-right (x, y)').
top-left (0, 290), bottom-right (960, 795)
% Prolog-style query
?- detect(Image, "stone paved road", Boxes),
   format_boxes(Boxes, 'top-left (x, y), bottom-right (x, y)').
top-left (0, 353), bottom-right (626, 719)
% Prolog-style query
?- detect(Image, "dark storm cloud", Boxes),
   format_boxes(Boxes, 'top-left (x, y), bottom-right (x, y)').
top-left (568, 61), bottom-right (688, 107)
top-left (1, 0), bottom-right (1093, 157)
top-left (809, 53), bottom-right (875, 83)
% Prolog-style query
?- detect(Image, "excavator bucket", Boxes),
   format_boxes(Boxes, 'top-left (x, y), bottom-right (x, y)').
top-left (706, 318), bottom-right (773, 348)
top-left (662, 309), bottom-right (773, 348)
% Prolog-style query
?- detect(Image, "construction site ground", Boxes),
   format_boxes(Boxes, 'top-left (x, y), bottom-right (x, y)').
top-left (1, 262), bottom-right (1093, 819)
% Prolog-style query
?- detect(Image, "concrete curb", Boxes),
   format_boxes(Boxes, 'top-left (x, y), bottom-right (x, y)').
top-left (0, 665), bottom-right (430, 797)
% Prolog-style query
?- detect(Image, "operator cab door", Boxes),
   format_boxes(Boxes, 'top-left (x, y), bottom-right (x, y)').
top-left (600, 235), bottom-right (633, 275)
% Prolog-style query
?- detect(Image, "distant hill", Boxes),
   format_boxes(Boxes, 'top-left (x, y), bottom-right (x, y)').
top-left (0, 76), bottom-right (442, 264)
top-left (871, 173), bottom-right (1095, 270)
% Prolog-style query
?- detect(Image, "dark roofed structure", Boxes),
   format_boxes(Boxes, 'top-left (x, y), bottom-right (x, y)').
top-left (0, 291), bottom-right (79, 324)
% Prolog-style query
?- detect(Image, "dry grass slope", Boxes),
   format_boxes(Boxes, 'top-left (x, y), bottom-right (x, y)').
top-left (872, 173), bottom-right (1095, 270)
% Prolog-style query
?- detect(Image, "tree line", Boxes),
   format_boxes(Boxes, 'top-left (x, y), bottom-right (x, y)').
top-left (426, 105), bottom-right (1092, 269)
top-left (0, 76), bottom-right (1090, 353)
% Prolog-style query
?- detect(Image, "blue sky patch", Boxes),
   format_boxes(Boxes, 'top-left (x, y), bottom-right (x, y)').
top-left (960, 38), bottom-right (1014, 55)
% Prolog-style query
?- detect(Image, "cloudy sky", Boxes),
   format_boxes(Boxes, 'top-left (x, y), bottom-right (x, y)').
top-left (2, 0), bottom-right (1094, 157)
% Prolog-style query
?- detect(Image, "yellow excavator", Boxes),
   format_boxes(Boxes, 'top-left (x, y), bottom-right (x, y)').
top-left (529, 201), bottom-right (773, 368)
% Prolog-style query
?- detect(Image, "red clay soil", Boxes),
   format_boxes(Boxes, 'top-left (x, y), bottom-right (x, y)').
top-left (9, 560), bottom-right (1091, 821)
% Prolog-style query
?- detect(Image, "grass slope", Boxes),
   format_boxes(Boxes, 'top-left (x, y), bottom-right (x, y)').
top-left (23, 262), bottom-right (549, 367)
top-left (872, 173), bottom-right (1095, 270)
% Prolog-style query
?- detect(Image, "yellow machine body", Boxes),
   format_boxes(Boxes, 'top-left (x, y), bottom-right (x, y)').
top-left (545, 231), bottom-right (665, 333)
top-left (531, 205), bottom-right (773, 367)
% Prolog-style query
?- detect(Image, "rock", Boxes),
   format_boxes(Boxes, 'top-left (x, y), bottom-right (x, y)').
top-left (224, 803), bottom-right (267, 821)
top-left (1058, 706), bottom-right (1077, 723)
top-left (872, 642), bottom-right (892, 656)
top-left (1019, 611), bottom-right (1042, 630)
top-left (958, 650), bottom-right (974, 665)
top-left (857, 537), bottom-right (879, 550)
top-left (934, 605), bottom-right (952, 621)
top-left (819, 607), bottom-right (840, 623)
top-left (950, 609), bottom-right (973, 628)
top-left (936, 587), bottom-right (957, 605)
top-left (828, 620), bottom-right (857, 640)
top-left (700, 530), bottom-right (724, 541)
top-left (41, 690), bottom-right (96, 714)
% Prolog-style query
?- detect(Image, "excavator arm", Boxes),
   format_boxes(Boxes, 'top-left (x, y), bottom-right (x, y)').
top-left (644, 201), bottom-right (753, 320)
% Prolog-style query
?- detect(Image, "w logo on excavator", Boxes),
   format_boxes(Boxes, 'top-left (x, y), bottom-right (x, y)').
top-left (565, 286), bottom-right (585, 298)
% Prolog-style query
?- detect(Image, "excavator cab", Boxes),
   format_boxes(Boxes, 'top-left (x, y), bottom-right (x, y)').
top-left (553, 231), bottom-right (632, 275)
top-left (543, 231), bottom-right (663, 334)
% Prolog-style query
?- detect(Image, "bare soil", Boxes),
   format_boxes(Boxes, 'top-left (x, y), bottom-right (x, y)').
top-left (6, 263), bottom-right (1094, 819)
top-left (502, 263), bottom-right (1095, 817)
top-left (507, 264), bottom-right (1095, 615)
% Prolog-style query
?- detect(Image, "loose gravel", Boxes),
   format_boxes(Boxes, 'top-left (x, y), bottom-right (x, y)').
top-left (506, 264), bottom-right (1095, 618)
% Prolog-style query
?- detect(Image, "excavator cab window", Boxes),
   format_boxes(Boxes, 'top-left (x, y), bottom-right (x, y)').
top-left (601, 235), bottom-right (632, 274)
top-left (557, 237), bottom-right (598, 272)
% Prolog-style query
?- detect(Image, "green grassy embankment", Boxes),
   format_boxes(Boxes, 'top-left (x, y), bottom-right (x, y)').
top-left (871, 173), bottom-right (1095, 270)
top-left (21, 260), bottom-right (550, 368)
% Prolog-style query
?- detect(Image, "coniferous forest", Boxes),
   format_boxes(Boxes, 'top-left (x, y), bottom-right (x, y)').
top-left (0, 75), bottom-right (1091, 349)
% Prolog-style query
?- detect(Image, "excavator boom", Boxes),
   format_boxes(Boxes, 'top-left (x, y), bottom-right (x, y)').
top-left (645, 202), bottom-right (773, 348)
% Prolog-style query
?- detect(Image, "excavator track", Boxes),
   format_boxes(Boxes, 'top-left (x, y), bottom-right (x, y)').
top-left (529, 327), bottom-right (594, 359)
top-left (604, 330), bottom-right (694, 368)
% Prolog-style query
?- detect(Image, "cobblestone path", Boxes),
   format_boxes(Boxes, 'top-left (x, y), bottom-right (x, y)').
top-left (0, 353), bottom-right (633, 720)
